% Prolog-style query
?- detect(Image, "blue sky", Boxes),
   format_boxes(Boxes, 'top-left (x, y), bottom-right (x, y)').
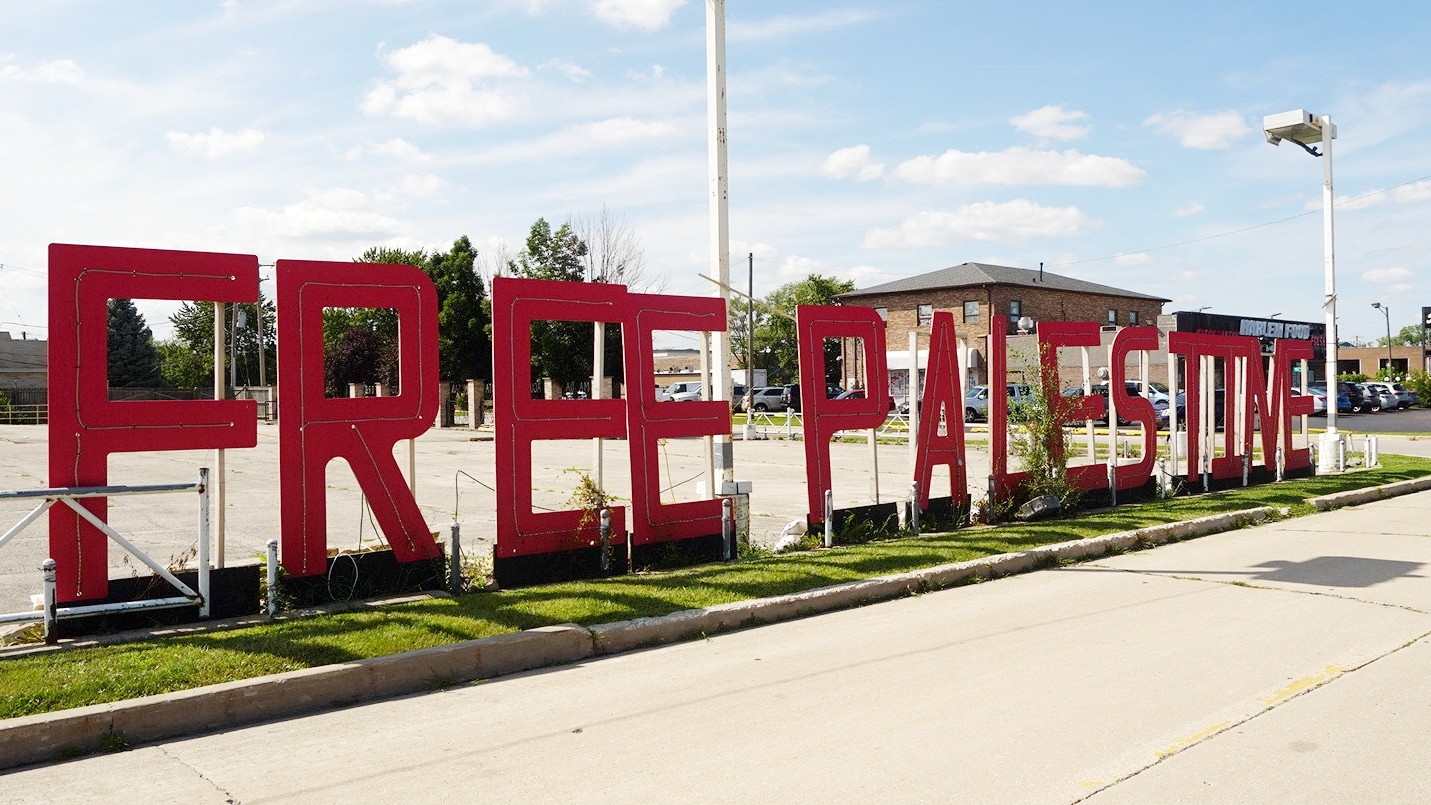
top-left (3, 0), bottom-right (1431, 347)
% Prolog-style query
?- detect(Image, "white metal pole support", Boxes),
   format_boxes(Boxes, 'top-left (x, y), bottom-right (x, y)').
top-left (823, 489), bottom-right (834, 548)
top-left (265, 539), bottom-right (279, 620)
top-left (721, 498), bottom-right (733, 561)
top-left (41, 558), bottom-right (57, 644)
top-left (909, 481), bottom-right (920, 533)
top-left (197, 468), bottom-right (211, 618)
top-left (1317, 113), bottom-right (1341, 473)
top-left (449, 521), bottom-right (463, 595)
top-left (599, 508), bottom-right (612, 572)
top-left (1107, 461), bottom-right (1117, 508)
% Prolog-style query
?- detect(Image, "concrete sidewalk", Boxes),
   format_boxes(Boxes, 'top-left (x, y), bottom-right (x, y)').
top-left (5, 487), bottom-right (1431, 801)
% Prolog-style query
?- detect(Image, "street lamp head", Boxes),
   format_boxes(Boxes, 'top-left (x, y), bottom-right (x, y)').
top-left (1372, 301), bottom-right (1383, 310)
top-left (1263, 109), bottom-right (1336, 148)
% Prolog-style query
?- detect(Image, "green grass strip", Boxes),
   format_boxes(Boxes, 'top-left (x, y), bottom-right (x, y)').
top-left (2, 454), bottom-right (1429, 720)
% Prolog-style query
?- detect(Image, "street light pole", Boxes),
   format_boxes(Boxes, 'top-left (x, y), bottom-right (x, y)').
top-left (1373, 302), bottom-right (1392, 375)
top-left (1264, 109), bottom-right (1339, 472)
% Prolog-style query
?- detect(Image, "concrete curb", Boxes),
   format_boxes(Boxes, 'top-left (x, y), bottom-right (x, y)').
top-left (1307, 475), bottom-right (1431, 511)
top-left (0, 504), bottom-right (1290, 771)
top-left (589, 507), bottom-right (1274, 655)
top-left (0, 624), bottom-right (592, 771)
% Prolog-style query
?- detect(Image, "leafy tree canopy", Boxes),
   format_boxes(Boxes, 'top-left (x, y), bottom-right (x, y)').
top-left (107, 298), bottom-right (163, 388)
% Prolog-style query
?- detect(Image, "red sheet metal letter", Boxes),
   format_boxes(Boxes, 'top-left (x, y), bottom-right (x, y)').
top-left (797, 304), bottom-right (888, 524)
top-left (623, 292), bottom-right (728, 546)
top-left (277, 259), bottom-right (441, 577)
top-left (1037, 321), bottom-right (1108, 493)
top-left (491, 277), bottom-right (629, 558)
top-left (913, 312), bottom-right (967, 508)
top-left (1107, 327), bottom-right (1159, 491)
top-left (48, 244), bottom-right (258, 602)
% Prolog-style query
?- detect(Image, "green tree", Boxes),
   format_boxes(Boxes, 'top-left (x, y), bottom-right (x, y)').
top-left (1378, 323), bottom-right (1428, 347)
top-left (357, 239), bottom-right (491, 384)
top-left (164, 296), bottom-right (276, 390)
top-left (506, 218), bottom-right (595, 392)
top-left (757, 275), bottom-right (855, 385)
top-left (107, 299), bottom-right (163, 387)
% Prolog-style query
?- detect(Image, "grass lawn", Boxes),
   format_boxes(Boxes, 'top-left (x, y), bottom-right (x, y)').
top-left (2, 454), bottom-right (1429, 720)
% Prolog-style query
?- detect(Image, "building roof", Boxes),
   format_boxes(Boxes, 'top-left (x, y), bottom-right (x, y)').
top-left (835, 262), bottom-right (1170, 303)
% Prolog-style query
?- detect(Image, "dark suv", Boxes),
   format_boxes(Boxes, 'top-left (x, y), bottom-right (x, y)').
top-left (780, 382), bottom-right (846, 413)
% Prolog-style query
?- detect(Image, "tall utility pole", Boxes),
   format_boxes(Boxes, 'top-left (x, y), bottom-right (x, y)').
top-left (707, 0), bottom-right (733, 484)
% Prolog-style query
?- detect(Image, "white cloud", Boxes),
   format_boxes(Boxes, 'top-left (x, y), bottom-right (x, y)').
top-left (729, 10), bottom-right (876, 41)
top-left (821, 145), bottom-right (884, 181)
top-left (1337, 180), bottom-right (1431, 211)
top-left (1144, 110), bottom-right (1249, 150)
top-left (1390, 283), bottom-right (1415, 295)
top-left (164, 127), bottom-right (266, 158)
top-left (389, 173), bottom-right (447, 199)
top-left (344, 138), bottom-right (431, 162)
top-left (1010, 105), bottom-right (1090, 140)
top-left (543, 59), bottom-right (592, 82)
top-left (362, 35), bottom-right (529, 127)
top-left (576, 116), bottom-right (678, 144)
top-left (235, 188), bottom-right (405, 239)
top-left (1175, 202), bottom-right (1206, 217)
top-left (890, 147), bottom-right (1143, 187)
top-left (863, 200), bottom-right (1094, 248)
top-left (1362, 267), bottom-right (1414, 284)
top-left (588, 0), bottom-right (687, 31)
top-left (1114, 253), bottom-right (1149, 266)
top-left (0, 58), bottom-right (83, 83)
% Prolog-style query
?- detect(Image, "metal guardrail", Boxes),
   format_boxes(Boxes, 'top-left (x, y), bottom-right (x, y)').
top-left (0, 470), bottom-right (211, 642)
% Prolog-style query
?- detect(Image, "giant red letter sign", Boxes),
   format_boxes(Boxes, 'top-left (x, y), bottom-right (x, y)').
top-left (491, 277), bottom-right (629, 567)
top-left (797, 304), bottom-right (888, 524)
top-left (277, 259), bottom-right (441, 577)
top-left (913, 312), bottom-right (967, 509)
top-left (48, 244), bottom-right (257, 602)
top-left (624, 292), bottom-right (729, 549)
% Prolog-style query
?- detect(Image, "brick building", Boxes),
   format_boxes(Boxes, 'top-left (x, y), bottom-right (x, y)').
top-left (835, 263), bottom-right (1168, 388)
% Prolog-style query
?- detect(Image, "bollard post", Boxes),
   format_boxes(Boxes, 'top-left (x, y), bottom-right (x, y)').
top-left (1157, 457), bottom-right (1167, 498)
top-left (197, 467), bottom-right (211, 619)
top-left (449, 521), bottom-right (463, 595)
top-left (1242, 453), bottom-right (1250, 487)
top-left (1309, 442), bottom-right (1319, 475)
top-left (265, 539), bottom-right (279, 620)
top-left (1337, 437), bottom-right (1346, 472)
top-left (1107, 461), bottom-right (1117, 508)
top-left (41, 558), bottom-right (57, 644)
top-left (986, 475), bottom-right (997, 524)
top-left (823, 489), bottom-right (834, 548)
top-left (599, 508), bottom-right (612, 572)
top-left (721, 498), bottom-right (733, 561)
top-left (1275, 444), bottom-right (1284, 483)
top-left (909, 481), bottom-right (920, 533)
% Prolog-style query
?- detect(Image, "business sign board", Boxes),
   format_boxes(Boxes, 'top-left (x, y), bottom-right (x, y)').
top-left (45, 243), bottom-right (1316, 601)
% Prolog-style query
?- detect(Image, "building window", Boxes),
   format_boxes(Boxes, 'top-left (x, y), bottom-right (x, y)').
top-left (1128, 310), bottom-right (1139, 325)
top-left (963, 301), bottom-right (979, 323)
top-left (1009, 300), bottom-right (1022, 318)
top-left (1107, 309), bottom-right (1117, 325)
top-left (917, 304), bottom-right (933, 326)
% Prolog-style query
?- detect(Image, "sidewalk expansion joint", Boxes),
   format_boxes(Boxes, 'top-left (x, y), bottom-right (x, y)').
top-left (1075, 626), bottom-right (1431, 804)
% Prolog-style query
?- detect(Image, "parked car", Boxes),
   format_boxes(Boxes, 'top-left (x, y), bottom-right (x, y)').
top-left (1309, 382), bottom-right (1357, 414)
top-left (1362, 381), bottom-right (1412, 410)
top-left (965, 383), bottom-right (1035, 422)
top-left (662, 381), bottom-right (703, 402)
top-left (1291, 386), bottom-right (1327, 415)
top-left (780, 382), bottom-right (845, 413)
top-left (742, 386), bottom-right (786, 413)
top-left (1357, 382), bottom-right (1395, 412)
